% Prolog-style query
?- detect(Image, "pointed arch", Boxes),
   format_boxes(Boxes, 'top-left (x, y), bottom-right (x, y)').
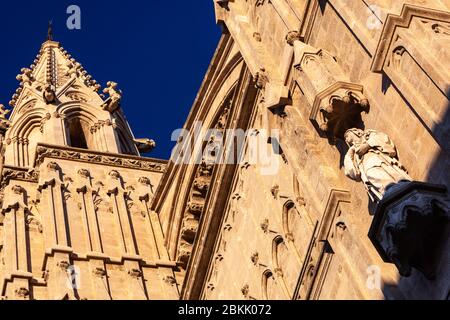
top-left (5, 108), bottom-right (47, 167)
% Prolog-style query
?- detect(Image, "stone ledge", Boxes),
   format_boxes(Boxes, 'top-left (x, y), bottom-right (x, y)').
top-left (33, 143), bottom-right (168, 173)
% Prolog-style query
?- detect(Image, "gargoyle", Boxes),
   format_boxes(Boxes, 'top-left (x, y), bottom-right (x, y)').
top-left (134, 138), bottom-right (156, 153)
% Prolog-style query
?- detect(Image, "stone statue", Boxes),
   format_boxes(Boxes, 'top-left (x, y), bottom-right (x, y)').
top-left (343, 128), bottom-right (411, 201)
top-left (102, 81), bottom-right (122, 112)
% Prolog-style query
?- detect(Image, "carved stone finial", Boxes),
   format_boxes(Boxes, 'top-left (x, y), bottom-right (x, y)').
top-left (47, 21), bottom-right (53, 41)
top-left (16, 67), bottom-right (35, 86)
top-left (102, 81), bottom-right (122, 113)
top-left (0, 104), bottom-right (10, 120)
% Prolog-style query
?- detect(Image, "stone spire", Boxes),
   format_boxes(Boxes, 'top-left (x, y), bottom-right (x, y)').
top-left (9, 34), bottom-right (102, 110)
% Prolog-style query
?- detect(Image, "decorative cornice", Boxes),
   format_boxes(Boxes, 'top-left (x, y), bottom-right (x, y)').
top-left (1, 166), bottom-right (39, 191)
top-left (34, 143), bottom-right (167, 173)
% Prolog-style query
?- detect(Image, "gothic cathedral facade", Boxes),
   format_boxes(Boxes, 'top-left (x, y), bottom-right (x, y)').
top-left (0, 0), bottom-right (450, 300)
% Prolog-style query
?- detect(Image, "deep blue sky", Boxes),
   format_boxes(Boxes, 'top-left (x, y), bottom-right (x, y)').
top-left (0, 1), bottom-right (221, 159)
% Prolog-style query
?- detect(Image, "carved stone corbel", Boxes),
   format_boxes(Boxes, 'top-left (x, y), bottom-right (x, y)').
top-left (369, 182), bottom-right (450, 279)
top-left (106, 170), bottom-right (124, 196)
top-left (253, 67), bottom-right (269, 90)
top-left (136, 176), bottom-right (153, 202)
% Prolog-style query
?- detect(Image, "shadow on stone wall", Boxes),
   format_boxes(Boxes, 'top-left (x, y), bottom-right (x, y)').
top-left (381, 88), bottom-right (450, 300)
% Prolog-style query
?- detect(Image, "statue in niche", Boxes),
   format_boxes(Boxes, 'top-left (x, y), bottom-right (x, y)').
top-left (343, 128), bottom-right (411, 201)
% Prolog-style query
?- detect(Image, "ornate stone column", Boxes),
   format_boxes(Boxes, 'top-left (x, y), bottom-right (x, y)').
top-left (1, 185), bottom-right (32, 300)
top-left (75, 168), bottom-right (111, 299)
top-left (75, 169), bottom-right (102, 254)
top-left (106, 170), bottom-right (137, 256)
top-left (38, 161), bottom-right (74, 299)
top-left (38, 162), bottom-right (70, 248)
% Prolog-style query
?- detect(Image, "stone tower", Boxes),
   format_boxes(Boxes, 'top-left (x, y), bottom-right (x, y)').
top-left (0, 35), bottom-right (179, 300)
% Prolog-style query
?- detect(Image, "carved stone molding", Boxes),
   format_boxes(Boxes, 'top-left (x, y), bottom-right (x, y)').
top-left (369, 182), bottom-right (450, 279)
top-left (65, 91), bottom-right (89, 103)
top-left (371, 4), bottom-right (450, 72)
top-left (35, 144), bottom-right (166, 173)
top-left (370, 4), bottom-right (450, 149)
top-left (176, 103), bottom-right (231, 270)
top-left (1, 167), bottom-right (39, 191)
top-left (295, 189), bottom-right (351, 300)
